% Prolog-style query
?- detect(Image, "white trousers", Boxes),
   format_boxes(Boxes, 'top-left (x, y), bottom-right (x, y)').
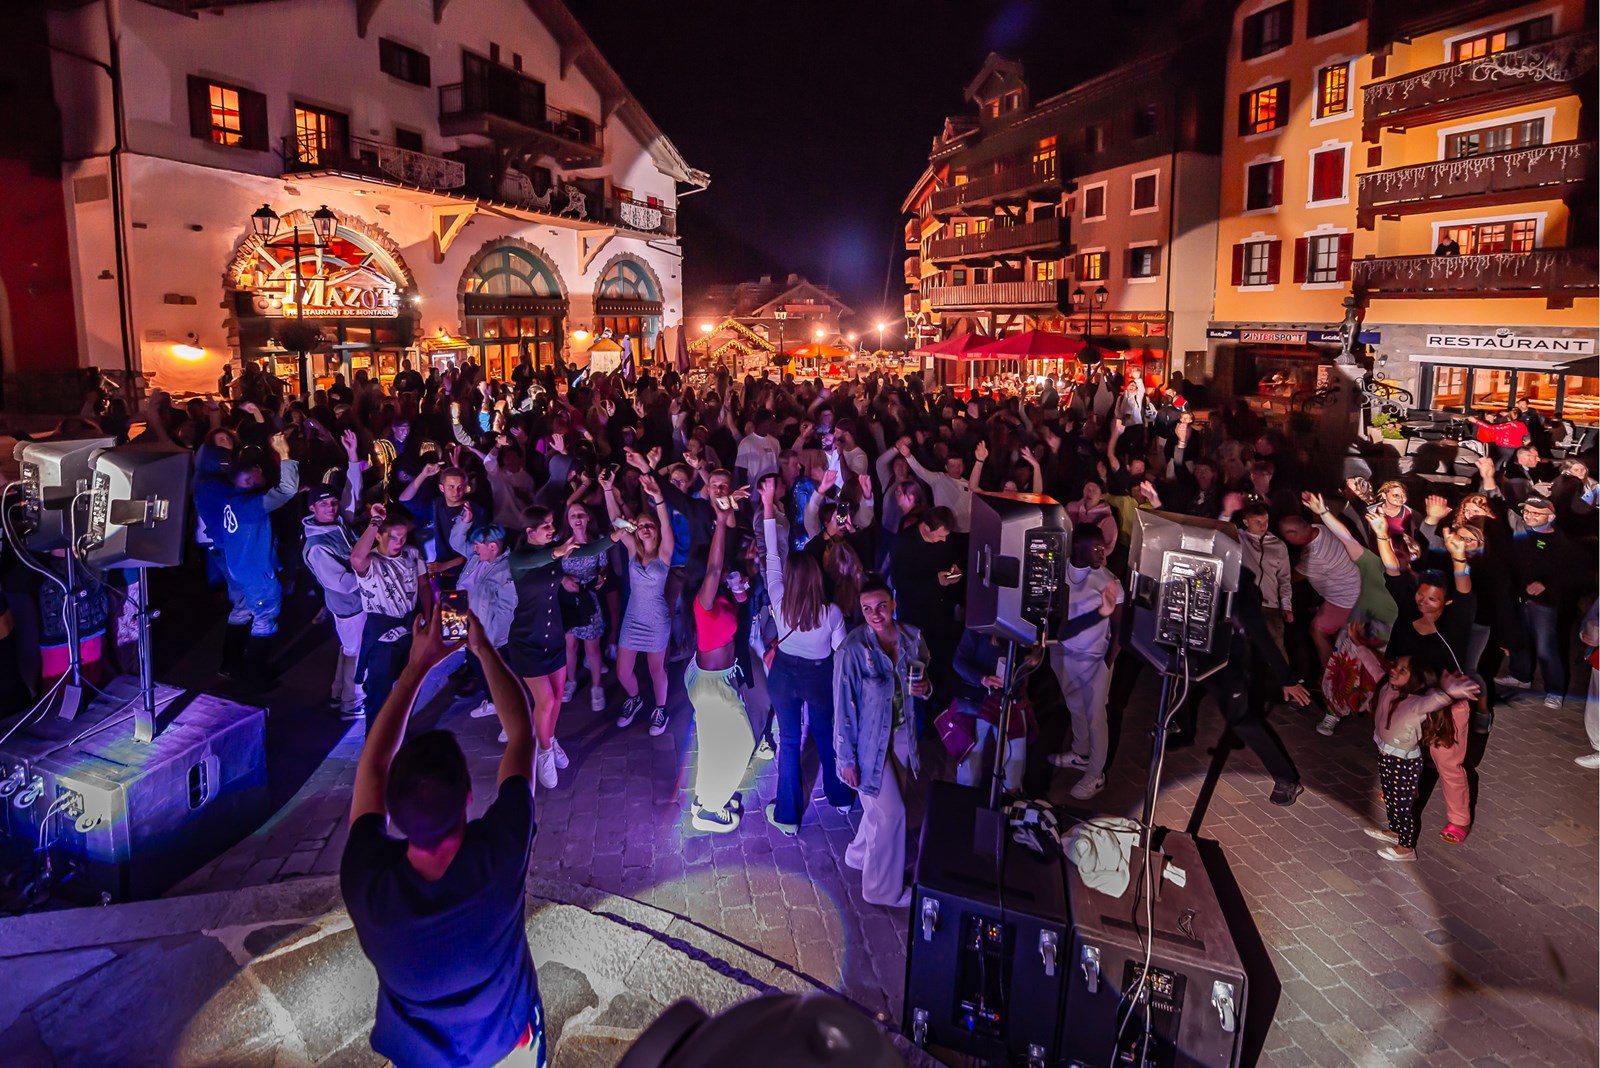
top-left (332, 611), bottom-right (366, 712)
top-left (1053, 648), bottom-right (1111, 778)
top-left (847, 729), bottom-right (911, 906)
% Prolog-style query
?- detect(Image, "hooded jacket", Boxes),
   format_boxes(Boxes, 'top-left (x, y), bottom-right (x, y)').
top-left (1239, 527), bottom-right (1292, 613)
top-left (193, 445), bottom-right (299, 582)
top-left (302, 516), bottom-right (362, 618)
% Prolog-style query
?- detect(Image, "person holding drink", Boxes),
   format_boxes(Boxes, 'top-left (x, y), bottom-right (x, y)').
top-left (834, 579), bottom-right (931, 908)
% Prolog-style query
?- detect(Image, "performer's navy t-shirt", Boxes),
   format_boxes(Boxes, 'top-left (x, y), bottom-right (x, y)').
top-left (341, 776), bottom-right (541, 1067)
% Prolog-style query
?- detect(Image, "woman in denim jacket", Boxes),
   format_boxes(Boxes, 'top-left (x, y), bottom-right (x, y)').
top-left (834, 578), bottom-right (931, 907)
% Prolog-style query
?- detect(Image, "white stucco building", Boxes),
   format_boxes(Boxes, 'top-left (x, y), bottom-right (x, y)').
top-left (49, 0), bottom-right (707, 395)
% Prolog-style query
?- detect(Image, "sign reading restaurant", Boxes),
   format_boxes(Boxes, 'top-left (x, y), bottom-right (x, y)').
top-left (1424, 332), bottom-right (1596, 356)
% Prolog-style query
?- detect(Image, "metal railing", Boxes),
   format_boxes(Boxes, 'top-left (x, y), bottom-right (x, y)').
top-left (439, 80), bottom-right (600, 150)
top-left (282, 135), bottom-right (466, 190)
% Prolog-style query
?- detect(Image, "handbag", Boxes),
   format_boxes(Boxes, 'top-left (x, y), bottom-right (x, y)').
top-left (934, 703), bottom-right (977, 763)
top-left (762, 624), bottom-right (797, 672)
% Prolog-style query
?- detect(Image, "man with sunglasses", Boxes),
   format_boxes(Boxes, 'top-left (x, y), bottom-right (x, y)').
top-left (1503, 494), bottom-right (1585, 708)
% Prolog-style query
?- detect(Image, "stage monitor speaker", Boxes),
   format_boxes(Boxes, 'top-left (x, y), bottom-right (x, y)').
top-left (0, 679), bottom-right (268, 903)
top-left (11, 437), bottom-right (115, 551)
top-left (1059, 830), bottom-right (1256, 1068)
top-left (1126, 509), bottom-right (1242, 681)
top-left (85, 443), bottom-right (193, 568)
top-left (904, 781), bottom-right (1070, 1066)
top-left (966, 492), bottom-right (1067, 645)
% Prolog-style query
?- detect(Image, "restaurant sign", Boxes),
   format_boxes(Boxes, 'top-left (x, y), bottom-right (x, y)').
top-left (1424, 331), bottom-right (1595, 356)
top-left (1208, 327), bottom-right (1382, 345)
top-left (247, 262), bottom-right (401, 318)
top-left (229, 216), bottom-right (410, 319)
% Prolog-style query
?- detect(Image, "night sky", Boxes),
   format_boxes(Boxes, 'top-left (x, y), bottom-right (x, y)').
top-left (569, 0), bottom-right (1203, 325)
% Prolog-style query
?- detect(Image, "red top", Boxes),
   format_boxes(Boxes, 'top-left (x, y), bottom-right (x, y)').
top-left (694, 597), bottom-right (738, 652)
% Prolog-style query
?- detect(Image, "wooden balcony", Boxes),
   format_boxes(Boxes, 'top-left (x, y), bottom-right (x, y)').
top-left (926, 216), bottom-right (1068, 264)
top-left (903, 292), bottom-right (918, 317)
top-left (281, 135), bottom-right (466, 191)
top-left (439, 80), bottom-right (602, 165)
top-left (927, 279), bottom-right (1068, 310)
top-left (1362, 32), bottom-right (1597, 141)
top-left (929, 160), bottom-right (1062, 215)
top-left (1357, 142), bottom-right (1595, 228)
top-left (904, 255), bottom-right (921, 286)
top-left (1352, 248), bottom-right (1599, 298)
top-left (904, 218), bottom-right (920, 249)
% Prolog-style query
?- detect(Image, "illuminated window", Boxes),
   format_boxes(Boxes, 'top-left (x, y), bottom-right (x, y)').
top-left (1446, 118), bottom-right (1545, 158)
top-left (1316, 64), bottom-right (1349, 118)
top-left (1240, 83), bottom-right (1288, 136)
top-left (1033, 136), bottom-right (1057, 176)
top-left (1078, 251), bottom-right (1108, 281)
top-left (293, 106), bottom-right (346, 165)
top-left (1452, 16), bottom-right (1553, 61)
top-left (210, 85), bottom-right (242, 145)
top-left (953, 222), bottom-right (968, 238)
top-left (1033, 260), bottom-right (1058, 281)
top-left (1442, 218), bottom-right (1539, 254)
top-left (973, 218), bottom-right (991, 234)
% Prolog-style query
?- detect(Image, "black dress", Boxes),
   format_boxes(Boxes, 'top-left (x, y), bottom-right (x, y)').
top-left (506, 539), bottom-right (613, 678)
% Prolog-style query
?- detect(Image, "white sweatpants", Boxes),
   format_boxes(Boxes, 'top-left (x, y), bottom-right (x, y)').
top-left (1052, 647), bottom-right (1111, 779)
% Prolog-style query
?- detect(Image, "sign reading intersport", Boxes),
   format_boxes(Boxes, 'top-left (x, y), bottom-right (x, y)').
top-left (1425, 333), bottom-right (1596, 355)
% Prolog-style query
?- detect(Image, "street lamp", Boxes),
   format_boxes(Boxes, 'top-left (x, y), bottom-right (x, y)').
top-left (1071, 284), bottom-right (1111, 370)
top-left (248, 203), bottom-right (337, 397)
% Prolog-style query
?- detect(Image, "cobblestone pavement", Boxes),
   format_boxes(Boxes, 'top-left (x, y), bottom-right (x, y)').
top-left (168, 624), bottom-right (1598, 1067)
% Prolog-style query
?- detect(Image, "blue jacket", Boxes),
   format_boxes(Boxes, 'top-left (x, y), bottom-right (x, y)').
top-left (833, 620), bottom-right (929, 797)
top-left (194, 445), bottom-right (299, 581)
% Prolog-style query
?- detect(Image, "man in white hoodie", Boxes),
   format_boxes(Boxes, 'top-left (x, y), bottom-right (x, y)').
top-left (1237, 501), bottom-right (1292, 660)
top-left (302, 432), bottom-right (368, 717)
top-left (1047, 523), bottom-right (1124, 800)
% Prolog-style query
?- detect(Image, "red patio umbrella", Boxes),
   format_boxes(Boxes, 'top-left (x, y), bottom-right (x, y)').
top-left (969, 329), bottom-right (1086, 358)
top-left (918, 331), bottom-right (992, 360)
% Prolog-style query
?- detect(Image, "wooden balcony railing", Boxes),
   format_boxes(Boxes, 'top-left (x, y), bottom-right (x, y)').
top-left (926, 216), bottom-right (1067, 262)
top-left (1352, 248), bottom-right (1599, 298)
top-left (439, 79), bottom-right (602, 161)
top-left (903, 255), bottom-right (921, 285)
top-left (609, 196), bottom-right (677, 236)
top-left (929, 160), bottom-right (1061, 214)
top-left (282, 135), bottom-right (466, 190)
top-left (904, 218), bottom-right (920, 249)
top-left (1363, 32), bottom-right (1598, 140)
top-left (1357, 141), bottom-right (1595, 227)
top-left (927, 279), bottom-right (1067, 309)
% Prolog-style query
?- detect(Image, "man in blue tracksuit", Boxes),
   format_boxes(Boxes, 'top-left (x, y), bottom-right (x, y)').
top-left (193, 432), bottom-right (299, 690)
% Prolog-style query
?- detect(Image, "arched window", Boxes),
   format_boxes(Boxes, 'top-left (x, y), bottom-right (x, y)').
top-left (594, 257), bottom-right (662, 362)
top-left (462, 245), bottom-right (567, 379)
top-left (596, 257), bottom-right (659, 301)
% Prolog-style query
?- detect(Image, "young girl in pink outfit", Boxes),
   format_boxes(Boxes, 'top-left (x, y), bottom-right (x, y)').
top-left (1367, 657), bottom-right (1480, 862)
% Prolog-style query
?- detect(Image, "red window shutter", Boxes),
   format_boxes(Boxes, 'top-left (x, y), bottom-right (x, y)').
top-left (241, 89), bottom-right (269, 152)
top-left (1293, 238), bottom-right (1309, 284)
top-left (1266, 239), bottom-right (1282, 283)
top-left (1230, 244), bottom-right (1245, 286)
top-left (1269, 160), bottom-right (1284, 205)
top-left (187, 75), bottom-right (212, 140)
top-left (1336, 232), bottom-right (1355, 281)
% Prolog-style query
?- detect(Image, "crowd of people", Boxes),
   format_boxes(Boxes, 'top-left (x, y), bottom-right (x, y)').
top-left (6, 352), bottom-right (1599, 880)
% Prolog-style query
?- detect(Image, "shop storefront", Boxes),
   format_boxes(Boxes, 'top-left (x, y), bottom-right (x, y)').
top-left (593, 256), bottom-right (662, 362)
top-left (460, 243), bottom-right (567, 378)
top-left (1208, 324), bottom-right (1382, 417)
top-left (1065, 311), bottom-right (1172, 386)
top-left (1392, 328), bottom-right (1599, 427)
top-left (226, 209), bottom-right (416, 392)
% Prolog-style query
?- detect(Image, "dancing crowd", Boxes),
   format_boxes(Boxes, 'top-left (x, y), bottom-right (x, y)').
top-left (6, 351), bottom-right (1598, 892)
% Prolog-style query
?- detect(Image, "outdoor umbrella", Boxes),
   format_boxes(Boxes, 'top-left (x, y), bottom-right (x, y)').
top-left (785, 343), bottom-right (851, 360)
top-left (969, 329), bottom-right (1085, 358)
top-left (918, 331), bottom-right (992, 360)
top-left (675, 326), bottom-right (691, 372)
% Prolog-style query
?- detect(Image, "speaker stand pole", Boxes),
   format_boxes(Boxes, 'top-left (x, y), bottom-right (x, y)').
top-left (132, 567), bottom-right (159, 744)
top-left (1140, 651), bottom-right (1181, 832)
top-left (973, 639), bottom-right (1021, 858)
top-left (55, 545), bottom-right (88, 721)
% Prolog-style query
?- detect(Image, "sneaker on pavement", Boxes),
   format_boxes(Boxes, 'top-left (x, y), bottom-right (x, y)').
top-left (1544, 694), bottom-right (1564, 709)
top-left (468, 699), bottom-right (497, 719)
top-left (616, 695), bottom-right (643, 729)
top-left (1577, 752), bottom-right (1600, 768)
top-left (1493, 673), bottom-right (1530, 690)
top-left (1316, 714), bottom-right (1339, 737)
top-left (755, 737), bottom-right (776, 760)
top-left (590, 686), bottom-right (606, 713)
top-left (1269, 780), bottom-right (1304, 806)
top-left (561, 680), bottom-right (577, 704)
top-left (1048, 751), bottom-right (1090, 770)
top-left (1364, 826), bottom-right (1400, 843)
top-left (764, 802), bottom-right (799, 837)
top-left (648, 706), bottom-right (670, 736)
top-left (691, 804), bottom-right (739, 833)
top-left (536, 746), bottom-right (558, 789)
top-left (1377, 846), bottom-right (1416, 863)
top-left (550, 738), bottom-right (569, 770)
top-left (1069, 774), bottom-right (1105, 800)
top-left (497, 728), bottom-right (508, 744)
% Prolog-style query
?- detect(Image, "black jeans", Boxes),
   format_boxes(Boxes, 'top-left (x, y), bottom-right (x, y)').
top-left (359, 611), bottom-right (415, 732)
top-left (769, 650), bottom-right (853, 824)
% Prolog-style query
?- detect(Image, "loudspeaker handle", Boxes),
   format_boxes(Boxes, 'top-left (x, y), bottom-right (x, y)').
top-left (978, 543), bottom-right (993, 587)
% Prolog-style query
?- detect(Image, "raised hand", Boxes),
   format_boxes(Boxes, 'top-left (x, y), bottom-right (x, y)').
top-left (975, 440), bottom-right (989, 463)
top-left (758, 477), bottom-right (778, 510)
top-left (369, 502), bottom-right (387, 523)
top-left (857, 472), bottom-right (873, 496)
top-left (271, 431), bottom-right (291, 460)
top-left (420, 461), bottom-right (442, 480)
top-left (639, 473), bottom-right (660, 499)
top-left (598, 466), bottom-right (616, 491)
top-left (461, 502), bottom-right (474, 527)
top-left (819, 469), bottom-right (838, 493)
top-left (408, 605), bottom-right (463, 669)
top-left (1301, 490), bottom-right (1327, 515)
top-left (1424, 494), bottom-right (1452, 525)
top-left (1020, 445), bottom-right (1037, 466)
top-left (1443, 526), bottom-right (1470, 560)
top-left (1364, 509), bottom-right (1389, 537)
top-left (1473, 454), bottom-right (1496, 480)
top-left (342, 429), bottom-right (360, 462)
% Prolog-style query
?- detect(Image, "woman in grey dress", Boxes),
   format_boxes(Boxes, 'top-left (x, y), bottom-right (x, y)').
top-left (601, 470), bottom-right (676, 735)
top-left (561, 501), bottom-right (610, 713)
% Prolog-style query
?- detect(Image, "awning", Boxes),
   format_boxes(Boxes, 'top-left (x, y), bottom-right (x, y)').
top-left (464, 294), bottom-right (568, 316)
top-left (1410, 351), bottom-right (1598, 373)
top-left (596, 298), bottom-right (664, 316)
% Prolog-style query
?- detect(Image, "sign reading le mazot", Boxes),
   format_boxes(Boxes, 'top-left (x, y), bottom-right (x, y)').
top-left (1426, 332), bottom-right (1596, 356)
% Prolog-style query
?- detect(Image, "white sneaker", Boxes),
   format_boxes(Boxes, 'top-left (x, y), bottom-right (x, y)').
top-left (590, 686), bottom-right (606, 712)
top-left (1493, 673), bottom-right (1529, 690)
top-left (561, 680), bottom-right (577, 704)
top-left (469, 700), bottom-right (497, 719)
top-left (1048, 751), bottom-right (1090, 770)
top-left (1577, 752), bottom-right (1600, 769)
top-left (1544, 694), bottom-right (1564, 709)
top-left (1316, 714), bottom-right (1339, 737)
top-left (497, 728), bottom-right (508, 743)
top-left (536, 746), bottom-right (559, 788)
top-left (1070, 774), bottom-right (1105, 800)
top-left (550, 738), bottom-right (569, 770)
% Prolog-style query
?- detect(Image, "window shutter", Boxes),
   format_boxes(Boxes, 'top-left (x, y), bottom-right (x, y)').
top-left (1238, 92), bottom-right (1252, 137)
top-left (240, 89), bottom-right (269, 151)
top-left (1336, 232), bottom-right (1355, 281)
top-left (1293, 238), bottom-right (1309, 284)
top-left (1269, 159), bottom-right (1284, 205)
top-left (1230, 244), bottom-right (1245, 287)
top-left (187, 75), bottom-right (212, 140)
top-left (330, 110), bottom-right (350, 156)
top-left (417, 51), bottom-right (432, 87)
top-left (379, 37), bottom-right (396, 73)
top-left (1266, 239), bottom-right (1282, 283)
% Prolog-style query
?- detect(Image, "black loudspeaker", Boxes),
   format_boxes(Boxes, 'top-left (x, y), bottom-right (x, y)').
top-left (966, 492), bottom-right (1068, 645)
top-left (85, 443), bottom-right (193, 568)
top-left (0, 680), bottom-right (268, 903)
top-left (904, 782), bottom-right (1070, 1066)
top-left (11, 437), bottom-right (115, 550)
top-left (1060, 830), bottom-right (1259, 1068)
top-left (1126, 510), bottom-right (1243, 682)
